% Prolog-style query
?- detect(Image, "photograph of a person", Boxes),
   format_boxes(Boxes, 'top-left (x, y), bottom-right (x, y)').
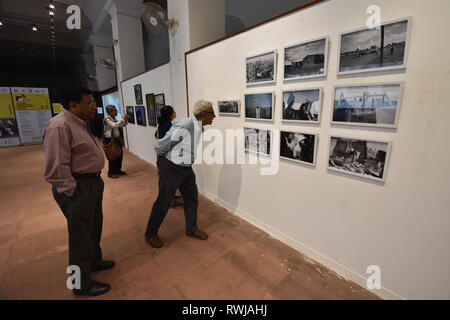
top-left (244, 127), bottom-right (271, 156)
top-left (218, 100), bottom-right (240, 116)
top-left (282, 89), bottom-right (322, 122)
top-left (135, 106), bottom-right (147, 126)
top-left (146, 93), bottom-right (157, 127)
top-left (339, 19), bottom-right (410, 74)
top-left (126, 106), bottom-right (135, 124)
top-left (280, 131), bottom-right (317, 166)
top-left (134, 84), bottom-right (143, 105)
top-left (328, 136), bottom-right (391, 182)
top-left (155, 93), bottom-right (165, 118)
top-left (246, 50), bottom-right (277, 85)
top-left (245, 93), bottom-right (274, 121)
top-left (284, 37), bottom-right (328, 80)
top-left (332, 83), bottom-right (403, 128)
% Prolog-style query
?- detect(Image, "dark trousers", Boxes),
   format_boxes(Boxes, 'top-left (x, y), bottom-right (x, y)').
top-left (52, 176), bottom-right (104, 290)
top-left (145, 156), bottom-right (198, 236)
top-left (104, 137), bottom-right (123, 175)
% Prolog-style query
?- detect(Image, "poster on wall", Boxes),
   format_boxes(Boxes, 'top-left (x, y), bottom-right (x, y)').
top-left (126, 106), bottom-right (135, 124)
top-left (332, 83), bottom-right (403, 128)
top-left (246, 50), bottom-right (277, 86)
top-left (146, 94), bottom-right (157, 127)
top-left (11, 87), bottom-right (52, 144)
top-left (134, 84), bottom-right (143, 105)
top-left (282, 89), bottom-right (322, 123)
top-left (280, 131), bottom-right (317, 166)
top-left (338, 18), bottom-right (411, 75)
top-left (0, 87), bottom-right (21, 147)
top-left (327, 136), bottom-right (391, 183)
top-left (284, 36), bottom-right (328, 80)
top-left (135, 106), bottom-right (147, 127)
top-left (52, 103), bottom-right (63, 114)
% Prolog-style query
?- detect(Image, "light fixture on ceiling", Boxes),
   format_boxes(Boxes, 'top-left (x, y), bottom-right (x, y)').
top-left (32, 25), bottom-right (38, 31)
top-left (0, 21), bottom-right (3, 26)
top-left (49, 4), bottom-right (55, 9)
top-left (49, 10), bottom-right (54, 16)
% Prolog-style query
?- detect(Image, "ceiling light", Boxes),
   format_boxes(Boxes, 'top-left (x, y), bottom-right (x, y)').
top-left (0, 21), bottom-right (3, 26)
top-left (49, 11), bottom-right (54, 16)
top-left (33, 27), bottom-right (38, 31)
top-left (49, 4), bottom-right (55, 9)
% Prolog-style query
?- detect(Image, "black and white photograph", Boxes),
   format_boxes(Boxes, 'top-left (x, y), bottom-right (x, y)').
top-left (246, 50), bottom-right (277, 85)
top-left (0, 118), bottom-right (20, 139)
top-left (283, 89), bottom-right (322, 122)
top-left (134, 84), bottom-right (143, 105)
top-left (218, 100), bottom-right (240, 116)
top-left (280, 131), bottom-right (317, 166)
top-left (146, 93), bottom-right (157, 127)
top-left (332, 83), bottom-right (403, 128)
top-left (328, 136), bottom-right (391, 182)
top-left (126, 106), bottom-right (135, 124)
top-left (245, 93), bottom-right (274, 121)
top-left (135, 106), bottom-right (146, 127)
top-left (338, 19), bottom-right (410, 75)
top-left (155, 93), bottom-right (165, 118)
top-left (244, 127), bottom-right (271, 156)
top-left (284, 37), bottom-right (328, 80)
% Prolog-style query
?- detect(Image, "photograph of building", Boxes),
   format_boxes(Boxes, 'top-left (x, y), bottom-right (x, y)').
top-left (245, 93), bottom-right (273, 120)
top-left (246, 51), bottom-right (276, 85)
top-left (284, 38), bottom-right (327, 79)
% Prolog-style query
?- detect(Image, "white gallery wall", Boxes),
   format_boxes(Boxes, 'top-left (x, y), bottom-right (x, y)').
top-left (186, 0), bottom-right (450, 299)
top-left (121, 63), bottom-right (173, 166)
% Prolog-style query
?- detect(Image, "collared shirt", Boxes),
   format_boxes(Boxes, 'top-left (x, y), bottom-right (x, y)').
top-left (155, 115), bottom-right (203, 166)
top-left (43, 110), bottom-right (105, 196)
top-left (103, 115), bottom-right (127, 138)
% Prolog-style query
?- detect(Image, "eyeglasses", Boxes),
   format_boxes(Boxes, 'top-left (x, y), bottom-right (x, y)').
top-left (206, 111), bottom-right (215, 116)
top-left (80, 101), bottom-right (96, 107)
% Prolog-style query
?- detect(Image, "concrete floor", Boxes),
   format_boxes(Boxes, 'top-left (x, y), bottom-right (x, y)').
top-left (0, 144), bottom-right (380, 300)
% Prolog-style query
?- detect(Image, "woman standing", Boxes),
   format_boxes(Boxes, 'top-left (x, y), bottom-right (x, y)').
top-left (104, 105), bottom-right (128, 178)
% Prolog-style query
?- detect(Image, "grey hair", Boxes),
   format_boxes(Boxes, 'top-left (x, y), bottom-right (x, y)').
top-left (105, 105), bottom-right (116, 115)
top-left (193, 100), bottom-right (213, 116)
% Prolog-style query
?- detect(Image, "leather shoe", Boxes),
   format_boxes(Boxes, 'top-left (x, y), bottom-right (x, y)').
top-left (73, 281), bottom-right (111, 296)
top-left (92, 260), bottom-right (116, 272)
top-left (186, 229), bottom-right (209, 240)
top-left (145, 235), bottom-right (163, 248)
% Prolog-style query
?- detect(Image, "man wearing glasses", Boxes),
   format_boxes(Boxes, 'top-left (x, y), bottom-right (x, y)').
top-left (145, 100), bottom-right (216, 248)
top-left (43, 87), bottom-right (114, 296)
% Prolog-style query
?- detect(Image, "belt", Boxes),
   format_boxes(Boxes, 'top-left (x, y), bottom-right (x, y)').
top-left (72, 172), bottom-right (101, 179)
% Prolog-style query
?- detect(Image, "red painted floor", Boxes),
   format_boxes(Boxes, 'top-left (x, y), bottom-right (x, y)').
top-left (0, 144), bottom-right (379, 300)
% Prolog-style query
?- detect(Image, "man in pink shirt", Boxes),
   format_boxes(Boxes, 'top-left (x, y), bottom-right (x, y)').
top-left (43, 87), bottom-right (114, 296)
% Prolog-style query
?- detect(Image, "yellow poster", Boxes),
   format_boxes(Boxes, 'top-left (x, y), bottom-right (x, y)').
top-left (0, 87), bottom-right (15, 118)
top-left (11, 87), bottom-right (51, 111)
top-left (52, 103), bottom-right (63, 114)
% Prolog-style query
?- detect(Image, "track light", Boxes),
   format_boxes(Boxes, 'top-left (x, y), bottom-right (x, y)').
top-left (32, 27), bottom-right (38, 31)
top-left (32, 24), bottom-right (38, 31)
top-left (0, 21), bottom-right (3, 26)
top-left (49, 10), bottom-right (54, 16)
top-left (49, 4), bottom-right (55, 9)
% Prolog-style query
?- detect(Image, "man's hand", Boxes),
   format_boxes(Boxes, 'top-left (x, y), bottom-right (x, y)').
top-left (123, 114), bottom-right (129, 121)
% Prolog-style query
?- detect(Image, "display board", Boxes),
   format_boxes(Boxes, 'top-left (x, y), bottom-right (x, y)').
top-left (11, 87), bottom-right (52, 144)
top-left (0, 87), bottom-right (21, 147)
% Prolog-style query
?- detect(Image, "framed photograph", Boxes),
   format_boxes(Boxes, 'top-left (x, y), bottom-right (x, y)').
top-left (280, 131), bottom-right (318, 166)
top-left (218, 100), bottom-right (240, 116)
top-left (155, 93), bottom-right (165, 118)
top-left (338, 18), bottom-right (411, 75)
top-left (244, 127), bottom-right (271, 157)
top-left (284, 36), bottom-right (329, 81)
top-left (246, 50), bottom-right (277, 86)
top-left (327, 136), bottom-right (391, 183)
top-left (332, 83), bottom-right (403, 128)
top-left (282, 88), bottom-right (322, 123)
top-left (146, 93), bottom-right (157, 127)
top-left (134, 84), bottom-right (143, 105)
top-left (135, 106), bottom-right (146, 127)
top-left (125, 106), bottom-right (135, 124)
top-left (245, 93), bottom-right (274, 121)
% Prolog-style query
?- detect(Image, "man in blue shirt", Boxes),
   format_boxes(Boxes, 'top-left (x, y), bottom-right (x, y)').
top-left (145, 100), bottom-right (216, 248)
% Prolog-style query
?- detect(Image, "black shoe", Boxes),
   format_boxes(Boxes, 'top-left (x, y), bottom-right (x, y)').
top-left (118, 171), bottom-right (127, 175)
top-left (145, 235), bottom-right (163, 248)
top-left (92, 260), bottom-right (116, 272)
top-left (108, 174), bottom-right (119, 179)
top-left (73, 281), bottom-right (111, 296)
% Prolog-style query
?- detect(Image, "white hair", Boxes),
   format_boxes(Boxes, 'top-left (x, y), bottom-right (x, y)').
top-left (193, 100), bottom-right (213, 116)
